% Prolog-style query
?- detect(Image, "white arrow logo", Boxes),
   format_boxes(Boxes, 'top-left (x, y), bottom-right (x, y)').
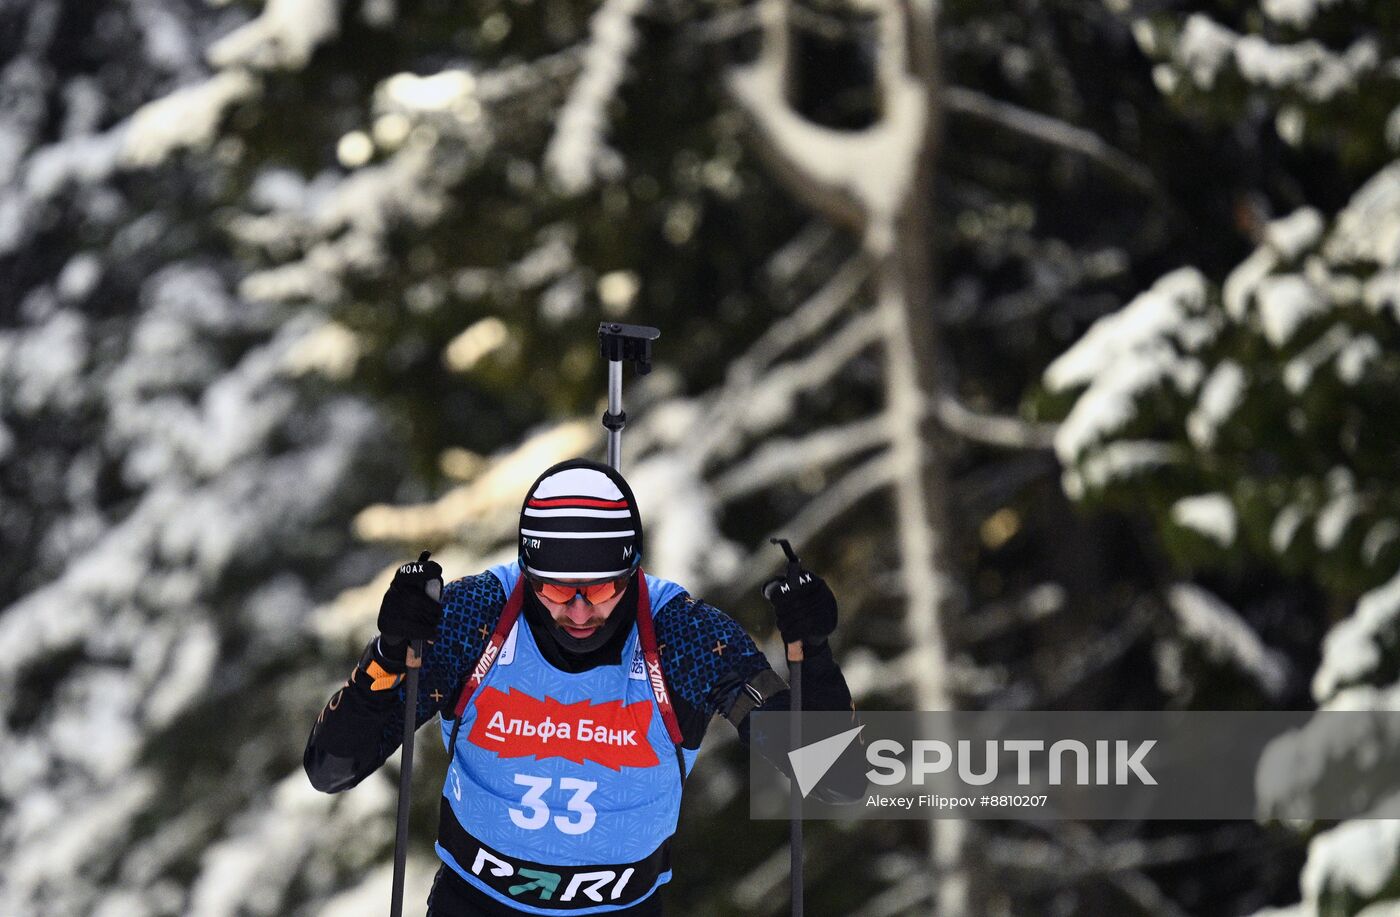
top-left (787, 725), bottom-right (864, 798)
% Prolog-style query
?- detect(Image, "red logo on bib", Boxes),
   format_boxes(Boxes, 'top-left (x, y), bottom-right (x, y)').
top-left (468, 687), bottom-right (659, 770)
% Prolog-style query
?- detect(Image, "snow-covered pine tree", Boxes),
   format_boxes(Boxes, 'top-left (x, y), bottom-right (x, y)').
top-left (1046, 2), bottom-right (1400, 914)
top-left (0, 3), bottom-right (406, 916)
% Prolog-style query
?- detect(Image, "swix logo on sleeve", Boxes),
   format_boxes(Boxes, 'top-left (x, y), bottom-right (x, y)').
top-left (469, 687), bottom-right (659, 770)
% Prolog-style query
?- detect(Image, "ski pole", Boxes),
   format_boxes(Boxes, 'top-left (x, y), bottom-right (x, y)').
top-left (390, 558), bottom-right (441, 917)
top-left (770, 537), bottom-right (805, 917)
top-left (597, 322), bottom-right (659, 472)
top-left (389, 641), bottom-right (421, 917)
top-left (788, 640), bottom-right (803, 917)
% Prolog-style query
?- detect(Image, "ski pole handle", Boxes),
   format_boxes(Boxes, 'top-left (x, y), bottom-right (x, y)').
top-left (769, 539), bottom-right (807, 665)
top-left (415, 575), bottom-right (440, 669)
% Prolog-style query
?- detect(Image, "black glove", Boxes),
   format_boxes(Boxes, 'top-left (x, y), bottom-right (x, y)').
top-left (761, 539), bottom-right (838, 649)
top-left (376, 551), bottom-right (444, 657)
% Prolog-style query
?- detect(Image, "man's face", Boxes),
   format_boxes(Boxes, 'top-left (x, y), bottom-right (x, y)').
top-left (532, 576), bottom-right (631, 639)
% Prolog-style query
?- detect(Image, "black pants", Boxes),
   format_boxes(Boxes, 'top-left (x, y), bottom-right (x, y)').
top-left (426, 866), bottom-right (664, 917)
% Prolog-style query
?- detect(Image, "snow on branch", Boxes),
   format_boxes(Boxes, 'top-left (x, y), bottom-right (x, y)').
top-left (543, 0), bottom-right (648, 195)
top-left (1158, 13), bottom-right (1382, 104)
top-left (1045, 267), bottom-right (1210, 467)
top-left (942, 87), bottom-right (1155, 193)
top-left (1042, 822), bottom-right (1195, 917)
top-left (1257, 690), bottom-right (1400, 829)
top-left (846, 873), bottom-right (933, 917)
top-left (207, 0), bottom-right (341, 71)
top-left (1325, 161), bottom-right (1400, 273)
top-left (1186, 360), bottom-right (1245, 449)
top-left (118, 0), bottom-right (341, 182)
top-left (720, 257), bottom-right (869, 391)
top-left (122, 71), bottom-right (259, 168)
top-left (622, 256), bottom-right (868, 461)
top-left (930, 391), bottom-right (1058, 450)
top-left (1261, 0), bottom-right (1346, 28)
top-left (1045, 267), bottom-right (1209, 394)
top-left (695, 307), bottom-right (882, 463)
top-left (1312, 567), bottom-right (1400, 702)
top-left (1170, 493), bottom-right (1238, 547)
top-left (730, 453), bottom-right (895, 596)
top-left (239, 148), bottom-right (462, 304)
top-left (352, 421), bottom-right (597, 545)
top-left (629, 453), bottom-right (747, 591)
top-left (764, 222), bottom-right (838, 286)
top-left (959, 583), bottom-right (1066, 643)
top-left (1167, 583), bottom-right (1289, 698)
top-left (711, 416), bottom-right (887, 501)
top-left (838, 645), bottom-right (1005, 703)
top-left (728, 844), bottom-right (794, 912)
top-left (727, 0), bottom-right (928, 254)
top-left (1301, 819), bottom-right (1400, 909)
top-left (187, 772), bottom-right (413, 917)
top-left (477, 50), bottom-right (583, 105)
top-left (19, 131), bottom-right (125, 207)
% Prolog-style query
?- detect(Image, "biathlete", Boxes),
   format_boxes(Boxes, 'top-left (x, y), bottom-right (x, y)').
top-left (305, 458), bottom-right (856, 915)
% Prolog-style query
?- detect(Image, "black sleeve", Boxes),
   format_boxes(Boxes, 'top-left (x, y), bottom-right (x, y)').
top-left (625, 592), bottom-right (867, 802)
top-left (733, 643), bottom-right (866, 805)
top-left (303, 638), bottom-right (424, 793)
top-left (734, 640), bottom-right (855, 740)
top-left (304, 574), bottom-right (503, 793)
top-left (652, 595), bottom-right (858, 748)
top-left (652, 597), bottom-right (775, 748)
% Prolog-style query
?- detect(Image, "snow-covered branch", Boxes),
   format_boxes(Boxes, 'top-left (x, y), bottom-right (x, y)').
top-left (711, 417), bottom-right (887, 501)
top-left (695, 307), bottom-right (882, 464)
top-left (959, 583), bottom-right (1066, 643)
top-left (942, 87), bottom-right (1156, 193)
top-left (207, 0), bottom-right (341, 71)
top-left (931, 391), bottom-right (1059, 450)
top-left (543, 0), bottom-right (648, 194)
top-left (726, 0), bottom-right (929, 253)
top-left (1166, 583), bottom-right (1289, 699)
top-left (729, 452), bottom-right (895, 596)
top-left (840, 645), bottom-right (1007, 700)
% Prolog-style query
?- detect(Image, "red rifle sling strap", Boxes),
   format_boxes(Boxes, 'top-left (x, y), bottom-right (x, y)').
top-left (453, 572), bottom-right (682, 748)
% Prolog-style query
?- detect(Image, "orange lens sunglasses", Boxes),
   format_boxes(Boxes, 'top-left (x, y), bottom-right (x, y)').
top-left (529, 574), bottom-right (631, 606)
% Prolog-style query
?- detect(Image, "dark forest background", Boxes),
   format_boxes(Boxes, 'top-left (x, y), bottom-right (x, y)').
top-left (1, 0), bottom-right (1398, 914)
